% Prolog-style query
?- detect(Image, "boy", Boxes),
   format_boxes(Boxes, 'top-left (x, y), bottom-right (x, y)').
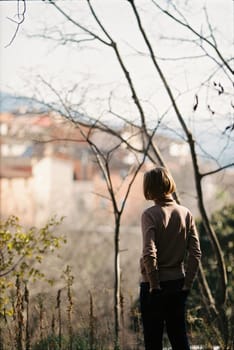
top-left (140, 167), bottom-right (201, 350)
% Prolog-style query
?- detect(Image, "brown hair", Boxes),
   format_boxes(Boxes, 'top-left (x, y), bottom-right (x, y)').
top-left (143, 167), bottom-right (176, 200)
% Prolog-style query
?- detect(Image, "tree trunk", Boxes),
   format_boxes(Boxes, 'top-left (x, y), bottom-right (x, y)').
top-left (114, 216), bottom-right (121, 349)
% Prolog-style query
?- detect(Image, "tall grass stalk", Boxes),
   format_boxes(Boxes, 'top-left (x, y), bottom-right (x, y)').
top-left (38, 295), bottom-right (44, 344)
top-left (56, 289), bottom-right (62, 350)
top-left (51, 312), bottom-right (55, 336)
top-left (15, 275), bottom-right (24, 350)
top-left (89, 291), bottom-right (95, 350)
top-left (65, 266), bottom-right (74, 350)
top-left (0, 324), bottom-right (3, 350)
top-left (24, 282), bottom-right (30, 350)
top-left (3, 306), bottom-right (14, 349)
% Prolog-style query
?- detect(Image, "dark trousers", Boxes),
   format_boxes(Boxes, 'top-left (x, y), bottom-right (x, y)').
top-left (140, 279), bottom-right (190, 350)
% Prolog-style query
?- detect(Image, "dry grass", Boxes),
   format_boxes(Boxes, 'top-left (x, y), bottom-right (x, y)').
top-left (0, 271), bottom-right (144, 350)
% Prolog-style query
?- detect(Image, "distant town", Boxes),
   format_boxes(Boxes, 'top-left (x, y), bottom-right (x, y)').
top-left (0, 96), bottom-right (233, 228)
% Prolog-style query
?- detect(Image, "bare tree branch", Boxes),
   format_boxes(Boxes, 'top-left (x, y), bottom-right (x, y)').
top-left (201, 163), bottom-right (234, 178)
top-left (46, 0), bottom-right (111, 46)
top-left (5, 0), bottom-right (26, 48)
top-left (151, 0), bottom-right (233, 76)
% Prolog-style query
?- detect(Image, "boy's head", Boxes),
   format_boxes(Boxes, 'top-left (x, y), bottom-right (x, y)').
top-left (143, 166), bottom-right (176, 200)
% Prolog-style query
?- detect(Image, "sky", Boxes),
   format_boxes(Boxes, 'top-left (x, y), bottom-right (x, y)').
top-left (0, 0), bottom-right (232, 92)
top-left (0, 0), bottom-right (233, 163)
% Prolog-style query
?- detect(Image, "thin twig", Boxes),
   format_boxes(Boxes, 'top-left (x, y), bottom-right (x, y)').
top-left (201, 163), bottom-right (234, 178)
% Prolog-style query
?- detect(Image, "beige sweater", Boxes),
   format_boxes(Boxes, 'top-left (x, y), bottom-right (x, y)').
top-left (140, 196), bottom-right (201, 290)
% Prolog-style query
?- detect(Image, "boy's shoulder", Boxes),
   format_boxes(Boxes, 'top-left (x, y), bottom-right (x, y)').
top-left (174, 202), bottom-right (193, 217)
top-left (142, 205), bottom-right (160, 218)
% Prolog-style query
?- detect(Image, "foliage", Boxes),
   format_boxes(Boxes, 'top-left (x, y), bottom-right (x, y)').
top-left (187, 204), bottom-right (234, 347)
top-left (198, 204), bottom-right (234, 304)
top-left (0, 215), bottom-right (66, 315)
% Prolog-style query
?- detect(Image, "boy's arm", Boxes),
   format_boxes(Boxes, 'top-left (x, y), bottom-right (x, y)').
top-left (184, 215), bottom-right (202, 290)
top-left (141, 211), bottom-right (160, 290)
